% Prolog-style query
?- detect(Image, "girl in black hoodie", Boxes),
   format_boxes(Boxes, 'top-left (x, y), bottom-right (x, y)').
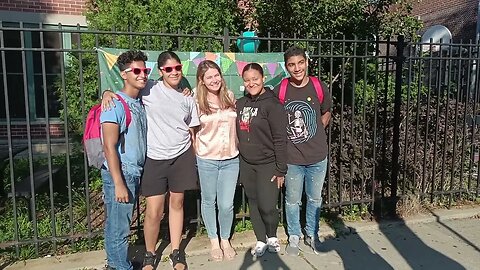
top-left (236, 63), bottom-right (288, 257)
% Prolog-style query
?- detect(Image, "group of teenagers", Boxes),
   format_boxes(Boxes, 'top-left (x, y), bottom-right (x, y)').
top-left (98, 45), bottom-right (332, 270)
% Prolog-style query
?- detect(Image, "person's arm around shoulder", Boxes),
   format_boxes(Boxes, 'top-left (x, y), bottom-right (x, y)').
top-left (101, 90), bottom-right (119, 111)
top-left (267, 100), bottom-right (288, 188)
top-left (100, 80), bottom-right (154, 111)
top-left (191, 100), bottom-right (202, 154)
top-left (188, 96), bottom-right (200, 148)
top-left (101, 105), bottom-right (129, 203)
top-left (320, 81), bottom-right (332, 128)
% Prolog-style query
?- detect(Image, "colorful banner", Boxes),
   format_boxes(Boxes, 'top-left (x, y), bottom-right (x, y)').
top-left (97, 48), bottom-right (287, 98)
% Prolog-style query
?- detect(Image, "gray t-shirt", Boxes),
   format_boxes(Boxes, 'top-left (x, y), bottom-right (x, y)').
top-left (141, 80), bottom-right (200, 160)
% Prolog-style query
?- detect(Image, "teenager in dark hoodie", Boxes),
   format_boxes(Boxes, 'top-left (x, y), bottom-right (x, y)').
top-left (236, 63), bottom-right (288, 257)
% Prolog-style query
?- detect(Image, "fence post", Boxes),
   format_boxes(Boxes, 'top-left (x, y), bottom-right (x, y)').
top-left (223, 28), bottom-right (230, 52)
top-left (391, 35), bottom-right (405, 209)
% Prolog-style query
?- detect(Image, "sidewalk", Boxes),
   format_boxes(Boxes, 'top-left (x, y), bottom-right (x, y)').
top-left (5, 206), bottom-right (480, 270)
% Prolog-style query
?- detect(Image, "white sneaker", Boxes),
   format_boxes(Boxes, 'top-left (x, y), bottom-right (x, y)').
top-left (251, 241), bottom-right (267, 257)
top-left (285, 235), bottom-right (300, 256)
top-left (267, 237), bottom-right (281, 253)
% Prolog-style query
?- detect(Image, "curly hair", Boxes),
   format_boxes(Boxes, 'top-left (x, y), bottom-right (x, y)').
top-left (116, 50), bottom-right (148, 71)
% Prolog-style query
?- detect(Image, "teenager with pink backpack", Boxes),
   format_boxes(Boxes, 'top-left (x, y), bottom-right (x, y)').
top-left (86, 50), bottom-right (148, 270)
top-left (273, 46), bottom-right (332, 256)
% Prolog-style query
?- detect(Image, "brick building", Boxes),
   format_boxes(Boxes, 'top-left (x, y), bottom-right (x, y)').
top-left (0, 0), bottom-right (87, 140)
top-left (412, 0), bottom-right (478, 41)
top-left (0, 0), bottom-right (86, 17)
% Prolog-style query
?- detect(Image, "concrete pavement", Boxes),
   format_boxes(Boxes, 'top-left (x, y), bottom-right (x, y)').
top-left (5, 206), bottom-right (480, 270)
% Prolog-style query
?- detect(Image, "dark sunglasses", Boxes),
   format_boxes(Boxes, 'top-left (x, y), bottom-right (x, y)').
top-left (124, 67), bottom-right (151, 75)
top-left (160, 64), bottom-right (183, 73)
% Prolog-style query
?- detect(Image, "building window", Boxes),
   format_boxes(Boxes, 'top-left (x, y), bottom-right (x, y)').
top-left (0, 22), bottom-right (66, 120)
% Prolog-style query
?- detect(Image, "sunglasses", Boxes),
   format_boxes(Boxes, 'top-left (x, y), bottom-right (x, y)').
top-left (124, 67), bottom-right (151, 75)
top-left (160, 64), bottom-right (183, 73)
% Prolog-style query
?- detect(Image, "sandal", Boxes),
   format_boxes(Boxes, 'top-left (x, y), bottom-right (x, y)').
top-left (222, 245), bottom-right (236, 261)
top-left (210, 248), bottom-right (224, 262)
top-left (142, 251), bottom-right (156, 270)
top-left (169, 249), bottom-right (187, 270)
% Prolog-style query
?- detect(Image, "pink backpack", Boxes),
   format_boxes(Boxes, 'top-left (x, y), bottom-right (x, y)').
top-left (83, 94), bottom-right (131, 168)
top-left (278, 76), bottom-right (324, 104)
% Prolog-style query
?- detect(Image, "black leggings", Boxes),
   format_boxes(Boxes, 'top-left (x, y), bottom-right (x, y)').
top-left (239, 156), bottom-right (280, 242)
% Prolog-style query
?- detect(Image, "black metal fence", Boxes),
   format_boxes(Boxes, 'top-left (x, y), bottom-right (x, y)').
top-left (1, 24), bottom-right (480, 259)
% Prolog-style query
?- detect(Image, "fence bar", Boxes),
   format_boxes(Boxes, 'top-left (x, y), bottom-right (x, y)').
top-left (76, 25), bottom-right (93, 248)
top-left (58, 23), bottom-right (75, 241)
top-left (391, 36), bottom-right (404, 201)
top-left (440, 41), bottom-right (454, 204)
top-left (1, 21), bottom-right (21, 257)
top-left (19, 21), bottom-right (40, 256)
top-left (450, 44), bottom-right (462, 205)
top-left (338, 36), bottom-right (346, 204)
top-left (39, 22), bottom-right (58, 252)
top-left (403, 42), bottom-right (414, 195)
top-left (360, 42), bottom-right (368, 206)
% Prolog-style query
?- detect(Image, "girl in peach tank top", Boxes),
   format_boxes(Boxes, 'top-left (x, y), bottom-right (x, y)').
top-left (192, 60), bottom-right (239, 262)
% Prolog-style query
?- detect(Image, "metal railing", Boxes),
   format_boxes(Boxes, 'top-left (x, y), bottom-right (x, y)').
top-left (1, 24), bottom-right (480, 259)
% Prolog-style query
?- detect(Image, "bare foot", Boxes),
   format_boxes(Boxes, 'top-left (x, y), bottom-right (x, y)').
top-left (210, 238), bottom-right (223, 262)
top-left (221, 239), bottom-right (236, 260)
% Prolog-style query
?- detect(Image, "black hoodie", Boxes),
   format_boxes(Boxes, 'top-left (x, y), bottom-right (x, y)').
top-left (236, 89), bottom-right (288, 176)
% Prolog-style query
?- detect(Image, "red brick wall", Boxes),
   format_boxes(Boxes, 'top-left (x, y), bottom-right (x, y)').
top-left (0, 0), bottom-right (86, 15)
top-left (411, 0), bottom-right (477, 41)
top-left (0, 123), bottom-right (65, 140)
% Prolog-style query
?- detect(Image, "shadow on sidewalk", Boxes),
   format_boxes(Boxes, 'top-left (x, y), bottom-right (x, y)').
top-left (426, 208), bottom-right (480, 253)
top-left (375, 213), bottom-right (466, 270)
top-left (320, 214), bottom-right (395, 270)
top-left (238, 249), bottom-right (290, 270)
top-left (317, 210), bottom-right (466, 270)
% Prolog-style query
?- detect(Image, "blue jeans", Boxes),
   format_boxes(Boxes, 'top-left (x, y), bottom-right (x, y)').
top-left (285, 158), bottom-right (327, 238)
top-left (101, 169), bottom-right (139, 270)
top-left (196, 156), bottom-right (239, 240)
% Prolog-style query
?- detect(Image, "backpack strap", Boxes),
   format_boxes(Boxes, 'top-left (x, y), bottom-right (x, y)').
top-left (309, 76), bottom-right (324, 104)
top-left (279, 78), bottom-right (289, 104)
top-left (115, 94), bottom-right (131, 154)
top-left (116, 94), bottom-right (131, 128)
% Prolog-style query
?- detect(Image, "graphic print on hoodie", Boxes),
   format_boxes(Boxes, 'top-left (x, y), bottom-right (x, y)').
top-left (239, 106), bottom-right (258, 132)
top-left (235, 89), bottom-right (288, 176)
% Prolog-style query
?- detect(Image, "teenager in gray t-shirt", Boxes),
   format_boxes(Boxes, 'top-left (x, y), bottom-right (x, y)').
top-left (141, 79), bottom-right (199, 160)
top-left (102, 51), bottom-right (199, 270)
top-left (139, 52), bottom-right (199, 270)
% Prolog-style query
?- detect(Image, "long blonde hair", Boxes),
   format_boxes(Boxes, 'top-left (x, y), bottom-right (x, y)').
top-left (196, 60), bottom-right (235, 115)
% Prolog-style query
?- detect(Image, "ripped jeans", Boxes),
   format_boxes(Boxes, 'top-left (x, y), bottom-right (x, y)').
top-left (285, 158), bottom-right (328, 238)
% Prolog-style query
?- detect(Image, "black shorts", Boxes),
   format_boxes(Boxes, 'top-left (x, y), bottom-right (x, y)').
top-left (140, 146), bottom-right (199, 197)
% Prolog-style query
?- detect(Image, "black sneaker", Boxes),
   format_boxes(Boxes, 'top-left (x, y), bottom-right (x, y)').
top-left (169, 249), bottom-right (187, 270)
top-left (142, 251), bottom-right (156, 269)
